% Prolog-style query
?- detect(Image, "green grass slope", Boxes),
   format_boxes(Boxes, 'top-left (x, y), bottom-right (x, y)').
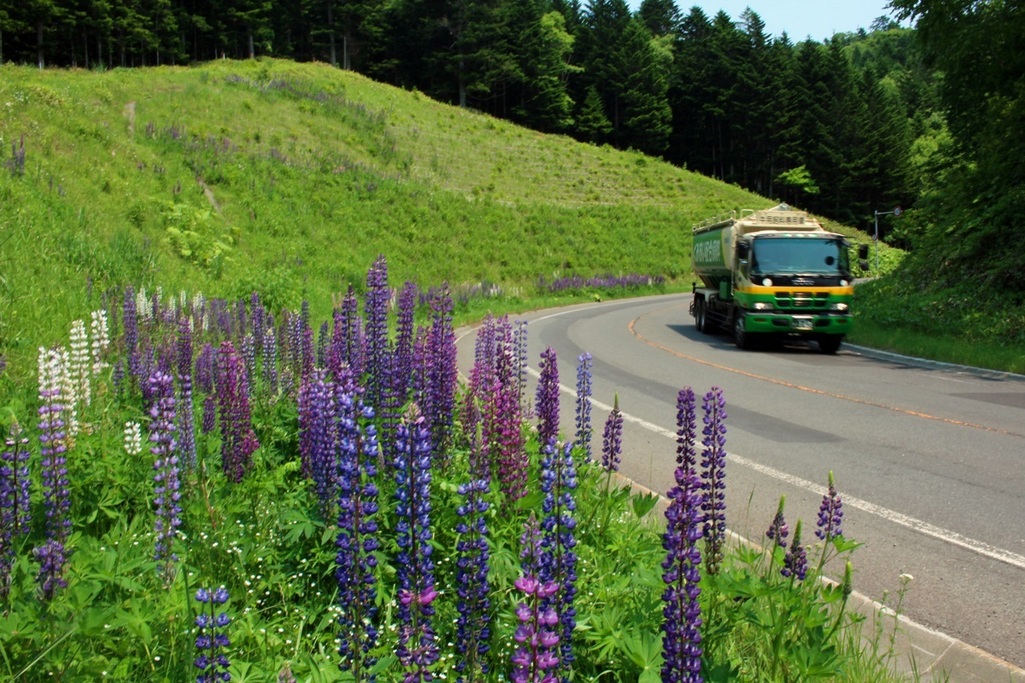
top-left (0, 57), bottom-right (887, 385)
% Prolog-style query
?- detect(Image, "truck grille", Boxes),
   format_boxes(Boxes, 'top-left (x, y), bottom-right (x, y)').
top-left (773, 291), bottom-right (830, 309)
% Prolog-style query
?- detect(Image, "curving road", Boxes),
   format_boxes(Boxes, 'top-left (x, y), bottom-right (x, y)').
top-left (455, 293), bottom-right (1025, 669)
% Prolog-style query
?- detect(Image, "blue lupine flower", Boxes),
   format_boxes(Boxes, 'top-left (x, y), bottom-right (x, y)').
top-left (662, 391), bottom-right (704, 683)
top-left (601, 395), bottom-right (623, 473)
top-left (148, 370), bottom-right (181, 584)
top-left (455, 477), bottom-right (491, 682)
top-left (574, 353), bottom-right (593, 462)
top-left (394, 408), bottom-right (439, 681)
top-left (336, 389), bottom-right (381, 681)
top-left (699, 387), bottom-right (727, 576)
top-left (1, 421), bottom-right (31, 599)
top-left (535, 347), bottom-right (560, 448)
top-left (816, 470), bottom-right (844, 541)
top-left (194, 586), bottom-right (231, 683)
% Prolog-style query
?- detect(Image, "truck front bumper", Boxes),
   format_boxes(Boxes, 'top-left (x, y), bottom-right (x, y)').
top-left (741, 313), bottom-right (851, 335)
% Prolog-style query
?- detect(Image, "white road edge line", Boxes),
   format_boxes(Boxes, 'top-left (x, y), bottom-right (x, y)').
top-left (551, 373), bottom-right (1025, 572)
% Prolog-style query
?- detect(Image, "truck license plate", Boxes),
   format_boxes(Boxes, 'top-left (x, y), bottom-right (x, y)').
top-left (793, 318), bottom-right (813, 330)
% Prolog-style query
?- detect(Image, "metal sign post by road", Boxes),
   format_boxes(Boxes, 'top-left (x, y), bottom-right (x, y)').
top-left (873, 206), bottom-right (902, 271)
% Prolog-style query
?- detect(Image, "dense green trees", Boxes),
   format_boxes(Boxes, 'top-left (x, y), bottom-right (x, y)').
top-left (889, 0), bottom-right (1024, 292)
top-left (6, 0), bottom-right (1003, 286)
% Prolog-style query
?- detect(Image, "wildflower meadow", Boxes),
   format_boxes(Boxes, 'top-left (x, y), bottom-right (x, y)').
top-left (0, 255), bottom-right (904, 682)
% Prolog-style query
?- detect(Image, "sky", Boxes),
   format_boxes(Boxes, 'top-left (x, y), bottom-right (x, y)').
top-left (636, 2), bottom-right (909, 42)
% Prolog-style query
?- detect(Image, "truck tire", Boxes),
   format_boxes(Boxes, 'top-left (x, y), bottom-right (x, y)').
top-left (695, 298), bottom-right (707, 333)
top-left (734, 314), bottom-right (753, 350)
top-left (818, 335), bottom-right (843, 354)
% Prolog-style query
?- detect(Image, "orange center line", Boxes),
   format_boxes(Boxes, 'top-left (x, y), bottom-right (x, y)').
top-left (628, 309), bottom-right (1024, 438)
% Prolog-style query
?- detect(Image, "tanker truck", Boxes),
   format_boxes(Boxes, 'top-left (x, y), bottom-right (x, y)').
top-left (690, 204), bottom-right (869, 353)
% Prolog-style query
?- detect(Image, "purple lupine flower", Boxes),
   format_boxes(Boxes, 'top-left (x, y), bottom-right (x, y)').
top-left (782, 520), bottom-right (808, 581)
top-left (298, 370), bottom-right (337, 514)
top-left (816, 470), bottom-right (844, 541)
top-left (1, 421), bottom-right (32, 599)
top-left (262, 323), bottom-right (278, 394)
top-left (512, 514), bottom-right (560, 683)
top-left (336, 388), bottom-right (381, 680)
top-left (241, 333), bottom-right (257, 398)
top-left (317, 320), bottom-right (330, 369)
top-left (600, 395), bottom-right (623, 474)
top-left (36, 346), bottom-right (70, 600)
top-left (251, 292), bottom-right (265, 359)
top-left (339, 285), bottom-right (365, 378)
top-left (194, 586), bottom-right (231, 683)
top-left (394, 281), bottom-right (418, 398)
top-left (363, 256), bottom-right (390, 410)
top-left (574, 353), bottom-right (593, 462)
top-left (216, 341), bottom-right (259, 483)
top-left (201, 394), bottom-right (217, 436)
top-left (539, 440), bottom-right (578, 681)
top-left (148, 370), bottom-right (182, 584)
top-left (177, 315), bottom-right (197, 469)
top-left (675, 388), bottom-right (698, 473)
top-left (765, 496), bottom-right (789, 551)
top-left (493, 346), bottom-right (527, 505)
top-left (394, 407), bottom-right (439, 681)
top-left (424, 287), bottom-right (456, 458)
top-left (662, 393), bottom-right (704, 683)
top-left (195, 342), bottom-right (216, 395)
top-left (455, 477), bottom-right (491, 682)
top-left (700, 387), bottom-right (727, 576)
top-left (514, 320), bottom-right (528, 414)
top-left (535, 347), bottom-right (560, 448)
top-left (34, 539), bottom-right (67, 602)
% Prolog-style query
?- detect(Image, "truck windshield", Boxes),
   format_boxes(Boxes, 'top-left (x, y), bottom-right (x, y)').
top-left (751, 237), bottom-right (848, 275)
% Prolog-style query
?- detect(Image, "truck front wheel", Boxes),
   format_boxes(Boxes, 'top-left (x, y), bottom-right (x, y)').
top-left (734, 314), bottom-right (753, 350)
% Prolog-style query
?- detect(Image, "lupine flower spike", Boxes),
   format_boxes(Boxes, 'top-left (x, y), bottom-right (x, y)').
top-left (1, 421), bottom-right (32, 599)
top-left (194, 586), bottom-right (232, 683)
top-left (662, 386), bottom-right (704, 683)
top-left (512, 513), bottom-right (560, 683)
top-left (600, 395), bottom-right (623, 475)
top-left (574, 352), bottom-right (593, 462)
top-left (782, 520), bottom-right (808, 581)
top-left (699, 387), bottom-right (727, 576)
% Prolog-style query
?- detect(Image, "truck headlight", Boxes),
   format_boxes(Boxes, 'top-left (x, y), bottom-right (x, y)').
top-left (829, 303), bottom-right (849, 312)
top-left (753, 302), bottom-right (773, 311)
top-left (761, 278), bottom-right (773, 286)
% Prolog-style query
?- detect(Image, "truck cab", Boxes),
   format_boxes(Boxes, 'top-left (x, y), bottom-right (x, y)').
top-left (691, 205), bottom-right (867, 354)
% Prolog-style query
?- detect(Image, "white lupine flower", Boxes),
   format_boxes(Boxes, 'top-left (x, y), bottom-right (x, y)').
top-left (90, 309), bottom-right (110, 375)
top-left (69, 319), bottom-right (91, 407)
top-left (123, 421), bottom-right (143, 456)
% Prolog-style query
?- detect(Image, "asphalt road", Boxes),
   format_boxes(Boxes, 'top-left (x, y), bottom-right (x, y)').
top-left (454, 293), bottom-right (1025, 670)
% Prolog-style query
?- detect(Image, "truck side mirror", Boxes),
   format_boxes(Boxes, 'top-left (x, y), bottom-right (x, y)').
top-left (858, 244), bottom-right (869, 259)
top-left (859, 259), bottom-right (870, 271)
top-left (736, 243), bottom-right (749, 260)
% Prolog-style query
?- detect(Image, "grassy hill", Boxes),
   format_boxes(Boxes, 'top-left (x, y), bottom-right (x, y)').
top-left (1, 57), bottom-right (890, 386)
